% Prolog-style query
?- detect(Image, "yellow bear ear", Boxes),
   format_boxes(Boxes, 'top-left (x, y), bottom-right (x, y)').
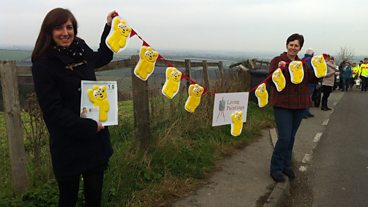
top-left (189, 84), bottom-right (195, 91)
top-left (113, 17), bottom-right (120, 26)
top-left (93, 85), bottom-right (99, 90)
top-left (102, 85), bottom-right (106, 90)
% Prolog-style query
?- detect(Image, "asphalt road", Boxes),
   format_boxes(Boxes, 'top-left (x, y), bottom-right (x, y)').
top-left (285, 88), bottom-right (368, 207)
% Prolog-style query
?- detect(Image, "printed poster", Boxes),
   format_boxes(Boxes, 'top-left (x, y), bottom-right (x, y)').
top-left (212, 92), bottom-right (249, 126)
top-left (80, 80), bottom-right (118, 126)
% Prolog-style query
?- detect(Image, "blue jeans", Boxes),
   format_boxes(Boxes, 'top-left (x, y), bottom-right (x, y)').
top-left (271, 107), bottom-right (305, 174)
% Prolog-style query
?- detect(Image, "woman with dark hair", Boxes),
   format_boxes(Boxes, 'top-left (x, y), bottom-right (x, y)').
top-left (268, 33), bottom-right (317, 182)
top-left (32, 8), bottom-right (116, 206)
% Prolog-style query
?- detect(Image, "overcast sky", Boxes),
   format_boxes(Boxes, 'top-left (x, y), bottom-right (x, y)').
top-left (1, 0), bottom-right (367, 56)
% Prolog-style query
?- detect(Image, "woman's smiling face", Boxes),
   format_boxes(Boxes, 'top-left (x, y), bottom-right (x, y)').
top-left (286, 39), bottom-right (301, 58)
top-left (52, 19), bottom-right (75, 47)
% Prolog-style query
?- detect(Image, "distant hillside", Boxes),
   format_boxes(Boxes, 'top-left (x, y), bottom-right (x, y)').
top-left (0, 49), bottom-right (31, 61)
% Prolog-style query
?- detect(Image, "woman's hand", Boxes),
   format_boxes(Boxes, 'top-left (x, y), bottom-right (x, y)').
top-left (97, 121), bottom-right (105, 132)
top-left (106, 10), bottom-right (119, 26)
top-left (278, 61), bottom-right (286, 68)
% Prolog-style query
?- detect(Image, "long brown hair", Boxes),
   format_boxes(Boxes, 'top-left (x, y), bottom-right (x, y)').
top-left (31, 8), bottom-right (78, 62)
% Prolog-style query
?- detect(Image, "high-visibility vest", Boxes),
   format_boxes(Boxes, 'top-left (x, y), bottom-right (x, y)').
top-left (352, 66), bottom-right (360, 78)
top-left (360, 64), bottom-right (368, 77)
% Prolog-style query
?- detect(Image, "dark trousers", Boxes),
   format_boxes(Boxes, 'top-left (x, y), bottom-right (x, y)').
top-left (271, 107), bottom-right (305, 173)
top-left (56, 169), bottom-right (104, 207)
top-left (361, 76), bottom-right (368, 91)
top-left (341, 78), bottom-right (349, 91)
top-left (305, 83), bottom-right (316, 115)
top-left (322, 85), bottom-right (332, 108)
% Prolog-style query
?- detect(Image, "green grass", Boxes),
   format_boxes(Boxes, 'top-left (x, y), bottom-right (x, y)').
top-left (100, 100), bottom-right (274, 207)
top-left (0, 95), bottom-right (274, 207)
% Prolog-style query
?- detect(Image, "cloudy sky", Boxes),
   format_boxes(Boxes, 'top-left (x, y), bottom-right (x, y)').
top-left (1, 0), bottom-right (367, 55)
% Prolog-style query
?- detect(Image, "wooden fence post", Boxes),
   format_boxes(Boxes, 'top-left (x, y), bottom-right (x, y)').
top-left (202, 60), bottom-right (210, 90)
top-left (0, 61), bottom-right (28, 193)
top-left (218, 61), bottom-right (224, 85)
top-left (184, 59), bottom-right (192, 90)
top-left (130, 56), bottom-right (151, 150)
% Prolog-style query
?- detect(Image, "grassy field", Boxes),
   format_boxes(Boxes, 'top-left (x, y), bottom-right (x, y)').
top-left (0, 97), bottom-right (274, 207)
top-left (0, 68), bottom-right (275, 207)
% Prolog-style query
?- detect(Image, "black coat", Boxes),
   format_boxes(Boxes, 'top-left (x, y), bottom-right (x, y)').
top-left (32, 24), bottom-right (114, 178)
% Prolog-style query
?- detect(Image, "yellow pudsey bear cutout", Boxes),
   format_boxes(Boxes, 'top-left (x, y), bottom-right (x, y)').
top-left (272, 68), bottom-right (286, 92)
top-left (134, 46), bottom-right (159, 81)
top-left (185, 84), bottom-right (204, 113)
top-left (311, 55), bottom-right (327, 78)
top-left (288, 61), bottom-right (304, 84)
top-left (231, 111), bottom-right (243, 137)
top-left (162, 67), bottom-right (182, 99)
top-left (255, 83), bottom-right (268, 108)
top-left (106, 16), bottom-right (132, 53)
top-left (88, 85), bottom-right (110, 122)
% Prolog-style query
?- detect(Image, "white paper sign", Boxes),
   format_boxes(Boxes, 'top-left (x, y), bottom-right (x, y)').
top-left (212, 92), bottom-right (249, 126)
top-left (80, 80), bottom-right (118, 126)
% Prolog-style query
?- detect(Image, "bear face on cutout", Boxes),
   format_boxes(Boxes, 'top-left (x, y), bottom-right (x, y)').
top-left (168, 68), bottom-right (182, 82)
top-left (93, 85), bottom-right (107, 100)
top-left (117, 20), bottom-right (131, 37)
top-left (190, 85), bottom-right (204, 97)
top-left (144, 49), bottom-right (158, 62)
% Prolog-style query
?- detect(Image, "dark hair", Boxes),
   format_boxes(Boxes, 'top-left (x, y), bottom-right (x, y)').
top-left (286, 33), bottom-right (304, 49)
top-left (32, 8), bottom-right (78, 62)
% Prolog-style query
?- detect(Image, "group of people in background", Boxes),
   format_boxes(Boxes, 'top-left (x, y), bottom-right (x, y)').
top-left (303, 54), bottom-right (368, 119)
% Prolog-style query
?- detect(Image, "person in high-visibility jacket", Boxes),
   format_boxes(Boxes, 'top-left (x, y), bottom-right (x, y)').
top-left (359, 58), bottom-right (368, 91)
top-left (352, 63), bottom-right (360, 78)
top-left (351, 62), bottom-right (360, 88)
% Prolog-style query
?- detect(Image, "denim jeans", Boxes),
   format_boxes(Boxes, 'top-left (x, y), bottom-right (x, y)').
top-left (271, 107), bottom-right (305, 174)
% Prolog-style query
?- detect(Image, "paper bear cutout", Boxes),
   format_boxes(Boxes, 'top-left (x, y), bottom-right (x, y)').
top-left (231, 111), bottom-right (243, 137)
top-left (288, 61), bottom-right (304, 84)
top-left (311, 55), bottom-right (327, 78)
top-left (255, 83), bottom-right (268, 108)
top-left (106, 16), bottom-right (132, 53)
top-left (134, 46), bottom-right (159, 81)
top-left (185, 84), bottom-right (204, 113)
top-left (272, 68), bottom-right (286, 92)
top-left (87, 85), bottom-right (110, 122)
top-left (162, 67), bottom-right (182, 99)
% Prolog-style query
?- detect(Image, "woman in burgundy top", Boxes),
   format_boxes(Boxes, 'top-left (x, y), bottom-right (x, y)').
top-left (269, 33), bottom-right (316, 182)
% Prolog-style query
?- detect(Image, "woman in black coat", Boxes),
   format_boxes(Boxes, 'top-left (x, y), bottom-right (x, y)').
top-left (31, 8), bottom-right (115, 207)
